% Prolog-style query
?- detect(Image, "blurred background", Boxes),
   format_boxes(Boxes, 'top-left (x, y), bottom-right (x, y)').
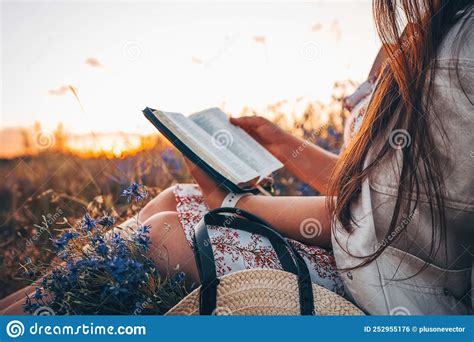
top-left (0, 1), bottom-right (379, 298)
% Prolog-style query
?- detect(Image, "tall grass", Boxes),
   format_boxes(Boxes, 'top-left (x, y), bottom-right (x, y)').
top-left (0, 80), bottom-right (356, 298)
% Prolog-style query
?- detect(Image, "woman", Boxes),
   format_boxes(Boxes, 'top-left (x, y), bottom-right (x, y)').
top-left (130, 0), bottom-right (474, 315)
top-left (2, 0), bottom-right (473, 315)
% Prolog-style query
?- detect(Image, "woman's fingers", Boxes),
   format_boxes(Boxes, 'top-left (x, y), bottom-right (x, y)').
top-left (229, 116), bottom-right (251, 130)
top-left (231, 115), bottom-right (285, 147)
top-left (230, 116), bottom-right (267, 130)
top-left (230, 116), bottom-right (273, 142)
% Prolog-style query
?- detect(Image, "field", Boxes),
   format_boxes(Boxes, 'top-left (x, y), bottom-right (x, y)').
top-left (0, 81), bottom-right (354, 299)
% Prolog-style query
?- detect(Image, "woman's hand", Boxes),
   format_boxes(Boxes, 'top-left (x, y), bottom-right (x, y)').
top-left (230, 116), bottom-right (290, 160)
top-left (232, 115), bottom-right (339, 195)
top-left (184, 158), bottom-right (227, 209)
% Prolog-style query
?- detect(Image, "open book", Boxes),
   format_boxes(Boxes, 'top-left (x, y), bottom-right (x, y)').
top-left (143, 107), bottom-right (283, 193)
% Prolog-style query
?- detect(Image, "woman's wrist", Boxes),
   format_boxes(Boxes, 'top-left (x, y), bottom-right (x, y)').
top-left (268, 133), bottom-right (301, 162)
top-left (202, 187), bottom-right (228, 210)
top-left (268, 132), bottom-right (296, 163)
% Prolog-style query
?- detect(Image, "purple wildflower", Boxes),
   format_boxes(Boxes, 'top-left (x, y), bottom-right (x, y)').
top-left (33, 287), bottom-right (46, 301)
top-left (106, 256), bottom-right (143, 283)
top-left (96, 242), bottom-right (109, 256)
top-left (97, 215), bottom-right (115, 228)
top-left (91, 234), bottom-right (104, 245)
top-left (173, 271), bottom-right (186, 284)
top-left (82, 213), bottom-right (98, 231)
top-left (111, 233), bottom-right (129, 257)
top-left (134, 224), bottom-right (151, 251)
top-left (23, 294), bottom-right (40, 313)
top-left (53, 231), bottom-right (79, 251)
top-left (161, 148), bottom-right (182, 172)
top-left (122, 182), bottom-right (148, 202)
top-left (328, 126), bottom-right (339, 138)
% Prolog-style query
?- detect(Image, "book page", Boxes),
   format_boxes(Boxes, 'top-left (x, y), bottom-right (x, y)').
top-left (189, 108), bottom-right (283, 179)
top-left (152, 110), bottom-right (259, 184)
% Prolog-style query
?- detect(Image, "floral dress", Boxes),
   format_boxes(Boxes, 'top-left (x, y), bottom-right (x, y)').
top-left (172, 80), bottom-right (375, 298)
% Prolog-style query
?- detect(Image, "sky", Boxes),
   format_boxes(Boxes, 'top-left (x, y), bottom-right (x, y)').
top-left (1, 0), bottom-right (380, 134)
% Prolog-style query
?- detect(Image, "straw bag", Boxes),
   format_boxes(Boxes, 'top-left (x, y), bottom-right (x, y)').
top-left (166, 207), bottom-right (364, 316)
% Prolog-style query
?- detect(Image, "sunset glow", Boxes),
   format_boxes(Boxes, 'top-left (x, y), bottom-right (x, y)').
top-left (65, 133), bottom-right (160, 159)
top-left (1, 1), bottom-right (379, 158)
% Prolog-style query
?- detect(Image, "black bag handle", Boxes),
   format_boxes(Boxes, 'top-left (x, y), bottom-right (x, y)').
top-left (192, 207), bottom-right (315, 315)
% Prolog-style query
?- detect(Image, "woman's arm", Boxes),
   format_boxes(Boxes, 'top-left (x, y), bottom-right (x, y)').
top-left (185, 160), bottom-right (333, 248)
top-left (236, 194), bottom-right (332, 248)
top-left (271, 133), bottom-right (339, 195)
top-left (230, 116), bottom-right (338, 195)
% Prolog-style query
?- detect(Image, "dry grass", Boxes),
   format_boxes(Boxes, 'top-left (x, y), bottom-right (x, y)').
top-left (0, 80), bottom-right (356, 298)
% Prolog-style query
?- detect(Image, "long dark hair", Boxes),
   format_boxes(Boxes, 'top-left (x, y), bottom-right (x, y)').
top-left (328, 0), bottom-right (473, 271)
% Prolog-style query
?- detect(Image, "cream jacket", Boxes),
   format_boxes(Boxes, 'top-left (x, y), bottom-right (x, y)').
top-left (333, 9), bottom-right (473, 315)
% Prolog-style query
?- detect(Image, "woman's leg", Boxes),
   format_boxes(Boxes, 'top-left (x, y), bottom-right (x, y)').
top-left (0, 275), bottom-right (49, 314)
top-left (1, 186), bottom-right (182, 312)
top-left (2, 211), bottom-right (197, 315)
top-left (143, 211), bottom-right (199, 287)
top-left (139, 185), bottom-right (179, 222)
top-left (2, 289), bottom-right (36, 315)
top-left (0, 288), bottom-right (30, 314)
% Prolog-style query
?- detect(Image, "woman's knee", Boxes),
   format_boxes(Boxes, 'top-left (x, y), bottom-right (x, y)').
top-left (144, 210), bottom-right (182, 248)
top-left (139, 185), bottom-right (178, 221)
top-left (143, 211), bottom-right (198, 282)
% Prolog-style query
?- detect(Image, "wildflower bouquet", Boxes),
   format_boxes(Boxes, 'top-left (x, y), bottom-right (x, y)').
top-left (22, 183), bottom-right (187, 315)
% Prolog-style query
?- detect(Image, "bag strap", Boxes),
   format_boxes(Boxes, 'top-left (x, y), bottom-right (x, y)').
top-left (193, 223), bottom-right (220, 315)
top-left (193, 207), bottom-right (315, 315)
top-left (206, 212), bottom-right (315, 315)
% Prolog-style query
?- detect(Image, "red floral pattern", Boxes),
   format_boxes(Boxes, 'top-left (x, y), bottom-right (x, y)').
top-left (343, 79), bottom-right (376, 146)
top-left (174, 184), bottom-right (345, 296)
